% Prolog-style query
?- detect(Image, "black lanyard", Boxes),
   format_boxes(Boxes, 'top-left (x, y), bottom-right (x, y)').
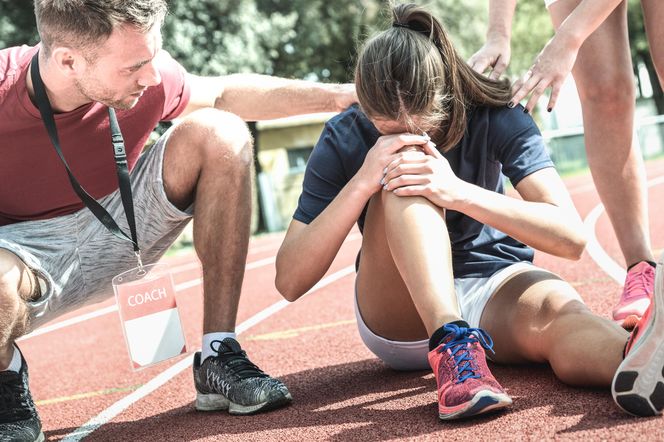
top-left (29, 52), bottom-right (143, 267)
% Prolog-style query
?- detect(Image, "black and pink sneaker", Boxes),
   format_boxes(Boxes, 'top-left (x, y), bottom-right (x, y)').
top-left (428, 324), bottom-right (512, 420)
top-left (612, 254), bottom-right (664, 416)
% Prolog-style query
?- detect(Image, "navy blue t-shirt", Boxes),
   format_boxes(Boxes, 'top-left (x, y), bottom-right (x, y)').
top-left (293, 105), bottom-right (554, 278)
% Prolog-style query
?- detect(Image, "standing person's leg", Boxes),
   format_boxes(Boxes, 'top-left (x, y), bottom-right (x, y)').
top-left (356, 190), bottom-right (511, 420)
top-left (550, 0), bottom-right (655, 329)
top-left (161, 108), bottom-right (291, 414)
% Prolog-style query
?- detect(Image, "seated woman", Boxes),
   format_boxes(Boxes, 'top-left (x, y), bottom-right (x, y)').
top-left (275, 2), bottom-right (664, 420)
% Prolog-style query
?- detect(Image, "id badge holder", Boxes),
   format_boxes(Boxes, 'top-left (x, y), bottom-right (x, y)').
top-left (112, 263), bottom-right (187, 370)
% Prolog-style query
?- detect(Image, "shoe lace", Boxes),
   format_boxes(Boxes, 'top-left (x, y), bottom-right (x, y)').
top-left (210, 339), bottom-right (268, 380)
top-left (439, 324), bottom-right (495, 384)
top-left (624, 264), bottom-right (655, 300)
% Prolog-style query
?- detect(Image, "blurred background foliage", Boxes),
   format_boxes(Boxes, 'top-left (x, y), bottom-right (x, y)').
top-left (0, 0), bottom-right (659, 110)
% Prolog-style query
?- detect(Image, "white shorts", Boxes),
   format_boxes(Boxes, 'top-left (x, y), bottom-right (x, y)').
top-left (354, 262), bottom-right (541, 371)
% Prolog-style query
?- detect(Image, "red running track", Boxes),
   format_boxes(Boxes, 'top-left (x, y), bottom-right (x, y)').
top-left (18, 158), bottom-right (664, 441)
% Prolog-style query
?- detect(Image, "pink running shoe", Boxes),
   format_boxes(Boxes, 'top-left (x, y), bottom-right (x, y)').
top-left (612, 254), bottom-right (664, 416)
top-left (613, 262), bottom-right (655, 330)
top-left (428, 324), bottom-right (512, 420)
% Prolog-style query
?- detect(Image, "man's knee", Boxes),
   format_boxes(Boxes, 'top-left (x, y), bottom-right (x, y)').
top-left (178, 108), bottom-right (254, 169)
top-left (0, 250), bottom-right (33, 345)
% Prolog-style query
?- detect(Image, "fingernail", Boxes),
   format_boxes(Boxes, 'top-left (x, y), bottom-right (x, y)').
top-left (523, 108), bottom-right (529, 114)
top-left (547, 107), bottom-right (552, 113)
top-left (383, 167), bottom-right (388, 174)
top-left (507, 102), bottom-right (515, 109)
top-left (383, 185), bottom-right (388, 191)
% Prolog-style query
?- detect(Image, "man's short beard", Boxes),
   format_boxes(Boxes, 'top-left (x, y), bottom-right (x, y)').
top-left (74, 79), bottom-right (136, 110)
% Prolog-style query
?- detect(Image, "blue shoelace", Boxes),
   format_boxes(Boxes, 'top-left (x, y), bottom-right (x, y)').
top-left (439, 324), bottom-right (495, 384)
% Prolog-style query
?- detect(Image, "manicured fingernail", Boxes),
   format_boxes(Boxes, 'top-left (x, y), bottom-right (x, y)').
top-left (507, 102), bottom-right (515, 108)
top-left (383, 167), bottom-right (388, 174)
top-left (383, 185), bottom-right (388, 190)
top-left (547, 107), bottom-right (552, 113)
top-left (523, 108), bottom-right (529, 114)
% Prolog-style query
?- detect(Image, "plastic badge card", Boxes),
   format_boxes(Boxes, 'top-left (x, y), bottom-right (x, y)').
top-left (113, 263), bottom-right (187, 370)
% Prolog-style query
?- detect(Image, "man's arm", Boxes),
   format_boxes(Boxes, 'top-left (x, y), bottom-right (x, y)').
top-left (181, 73), bottom-right (356, 121)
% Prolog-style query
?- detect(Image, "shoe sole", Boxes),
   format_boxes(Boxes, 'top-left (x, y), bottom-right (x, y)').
top-left (439, 390), bottom-right (512, 420)
top-left (195, 391), bottom-right (293, 415)
top-left (612, 255), bottom-right (664, 417)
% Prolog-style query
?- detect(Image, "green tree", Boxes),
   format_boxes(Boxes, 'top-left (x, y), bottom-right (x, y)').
top-left (255, 0), bottom-right (381, 82)
top-left (509, 0), bottom-right (554, 76)
top-left (628, 0), bottom-right (663, 114)
top-left (0, 1), bottom-right (38, 48)
top-left (162, 1), bottom-right (298, 76)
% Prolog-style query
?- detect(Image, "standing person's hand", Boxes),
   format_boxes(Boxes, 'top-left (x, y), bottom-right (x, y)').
top-left (509, 36), bottom-right (578, 113)
top-left (354, 133), bottom-right (430, 195)
top-left (468, 36), bottom-right (511, 80)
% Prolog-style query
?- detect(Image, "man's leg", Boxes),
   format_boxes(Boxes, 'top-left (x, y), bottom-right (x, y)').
top-left (163, 108), bottom-right (252, 336)
top-left (161, 108), bottom-right (290, 415)
top-left (0, 249), bottom-right (37, 368)
top-left (550, 0), bottom-right (655, 328)
top-left (0, 249), bottom-right (44, 440)
top-left (357, 191), bottom-right (511, 420)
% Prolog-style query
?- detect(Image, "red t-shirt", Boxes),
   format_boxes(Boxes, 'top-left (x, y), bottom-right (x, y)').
top-left (0, 45), bottom-right (191, 226)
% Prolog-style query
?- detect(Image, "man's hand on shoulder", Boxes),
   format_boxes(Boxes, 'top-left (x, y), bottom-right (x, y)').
top-left (332, 83), bottom-right (358, 112)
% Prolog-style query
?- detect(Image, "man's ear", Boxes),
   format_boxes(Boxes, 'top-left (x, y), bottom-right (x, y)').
top-left (50, 46), bottom-right (87, 78)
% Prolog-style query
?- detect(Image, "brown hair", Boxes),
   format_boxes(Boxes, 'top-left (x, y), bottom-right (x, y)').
top-left (355, 3), bottom-right (511, 152)
top-left (34, 0), bottom-right (168, 58)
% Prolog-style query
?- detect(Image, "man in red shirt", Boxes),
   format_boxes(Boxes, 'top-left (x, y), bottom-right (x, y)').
top-left (0, 1), bottom-right (356, 439)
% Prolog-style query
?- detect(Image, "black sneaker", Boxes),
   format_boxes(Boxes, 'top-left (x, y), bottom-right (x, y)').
top-left (193, 338), bottom-right (292, 415)
top-left (0, 347), bottom-right (44, 442)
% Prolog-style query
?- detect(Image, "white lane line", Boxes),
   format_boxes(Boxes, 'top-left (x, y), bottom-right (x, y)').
top-left (61, 264), bottom-right (356, 441)
top-left (18, 306), bottom-right (119, 341)
top-left (19, 278), bottom-right (203, 342)
top-left (584, 204), bottom-right (625, 284)
top-left (584, 175), bottom-right (664, 283)
top-left (21, 233), bottom-right (363, 341)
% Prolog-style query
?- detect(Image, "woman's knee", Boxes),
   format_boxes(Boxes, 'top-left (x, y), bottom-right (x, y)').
top-left (575, 70), bottom-right (636, 112)
top-left (487, 274), bottom-right (587, 362)
top-left (380, 190), bottom-right (443, 219)
top-left (577, 72), bottom-right (636, 114)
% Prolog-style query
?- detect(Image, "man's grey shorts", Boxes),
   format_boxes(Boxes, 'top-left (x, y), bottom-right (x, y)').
top-left (0, 130), bottom-right (193, 331)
